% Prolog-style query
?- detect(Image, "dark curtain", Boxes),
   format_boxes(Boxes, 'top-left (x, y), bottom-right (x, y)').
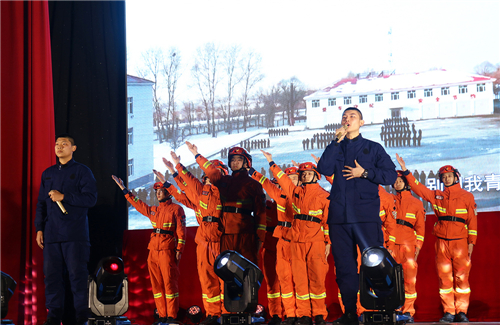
top-left (1, 1), bottom-right (127, 324)
top-left (1, 1), bottom-right (55, 324)
top-left (48, 1), bottom-right (127, 271)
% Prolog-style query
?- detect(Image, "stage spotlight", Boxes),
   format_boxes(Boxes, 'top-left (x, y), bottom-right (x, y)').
top-left (214, 250), bottom-right (264, 325)
top-left (1, 271), bottom-right (17, 321)
top-left (359, 247), bottom-right (405, 325)
top-left (254, 304), bottom-right (265, 319)
top-left (88, 257), bottom-right (130, 325)
top-left (187, 305), bottom-right (202, 324)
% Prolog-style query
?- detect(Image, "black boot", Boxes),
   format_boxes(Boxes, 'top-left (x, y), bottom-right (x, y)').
top-left (313, 315), bottom-right (326, 325)
top-left (295, 316), bottom-right (312, 325)
top-left (332, 311), bottom-right (359, 325)
top-left (403, 312), bottom-right (414, 323)
top-left (439, 312), bottom-right (455, 323)
top-left (282, 317), bottom-right (296, 325)
top-left (200, 315), bottom-right (219, 325)
top-left (455, 312), bottom-right (469, 323)
top-left (268, 315), bottom-right (282, 325)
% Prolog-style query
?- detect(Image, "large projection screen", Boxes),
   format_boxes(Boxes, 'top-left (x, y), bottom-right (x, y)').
top-left (125, 0), bottom-right (500, 229)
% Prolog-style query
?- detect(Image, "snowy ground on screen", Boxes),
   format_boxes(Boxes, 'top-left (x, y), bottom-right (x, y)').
top-left (129, 115), bottom-right (500, 230)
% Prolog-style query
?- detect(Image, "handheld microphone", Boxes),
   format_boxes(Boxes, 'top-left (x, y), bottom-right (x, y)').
top-left (56, 201), bottom-right (68, 215)
top-left (335, 124), bottom-right (349, 142)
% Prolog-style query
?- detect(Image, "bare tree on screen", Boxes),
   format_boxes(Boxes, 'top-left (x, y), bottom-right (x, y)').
top-left (138, 48), bottom-right (165, 139)
top-left (240, 50), bottom-right (264, 132)
top-left (162, 47), bottom-right (182, 141)
top-left (182, 101), bottom-right (195, 128)
top-left (221, 45), bottom-right (243, 134)
top-left (192, 42), bottom-right (222, 137)
top-left (278, 77), bottom-right (306, 126)
top-left (259, 85), bottom-right (282, 128)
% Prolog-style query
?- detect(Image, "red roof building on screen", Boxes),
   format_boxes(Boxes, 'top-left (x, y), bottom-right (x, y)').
top-left (304, 69), bottom-right (496, 129)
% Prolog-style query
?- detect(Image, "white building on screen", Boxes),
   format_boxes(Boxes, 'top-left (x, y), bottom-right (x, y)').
top-left (304, 69), bottom-right (496, 129)
top-left (127, 75), bottom-right (155, 188)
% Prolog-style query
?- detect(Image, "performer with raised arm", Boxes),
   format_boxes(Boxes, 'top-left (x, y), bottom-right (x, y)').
top-left (249, 165), bottom-right (302, 325)
top-left (316, 107), bottom-right (397, 325)
top-left (261, 150), bottom-right (330, 325)
top-left (395, 154), bottom-right (477, 323)
top-left (153, 153), bottom-right (227, 325)
top-left (185, 142), bottom-right (266, 264)
top-left (112, 175), bottom-right (186, 325)
top-left (378, 170), bottom-right (426, 323)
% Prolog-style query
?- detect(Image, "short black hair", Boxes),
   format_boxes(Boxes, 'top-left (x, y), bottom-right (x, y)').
top-left (55, 133), bottom-right (75, 145)
top-left (343, 107), bottom-right (363, 120)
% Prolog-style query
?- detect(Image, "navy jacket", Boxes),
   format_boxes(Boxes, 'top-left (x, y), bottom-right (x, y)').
top-left (35, 159), bottom-right (97, 243)
top-left (317, 134), bottom-right (396, 224)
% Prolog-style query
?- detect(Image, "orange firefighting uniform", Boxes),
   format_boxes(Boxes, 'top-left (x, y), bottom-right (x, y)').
top-left (405, 172), bottom-right (477, 315)
top-left (124, 191), bottom-right (186, 319)
top-left (164, 164), bottom-right (224, 317)
top-left (251, 168), bottom-right (295, 318)
top-left (196, 154), bottom-right (267, 264)
top-left (261, 199), bottom-right (283, 318)
top-left (270, 162), bottom-right (330, 319)
top-left (379, 186), bottom-right (425, 316)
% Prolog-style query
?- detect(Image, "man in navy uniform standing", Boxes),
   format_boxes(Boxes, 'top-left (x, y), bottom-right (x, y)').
top-left (317, 108), bottom-right (397, 325)
top-left (35, 134), bottom-right (97, 325)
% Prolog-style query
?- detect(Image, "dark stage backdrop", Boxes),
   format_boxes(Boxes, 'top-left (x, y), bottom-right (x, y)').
top-left (1, 1), bottom-right (127, 324)
top-left (122, 211), bottom-right (500, 324)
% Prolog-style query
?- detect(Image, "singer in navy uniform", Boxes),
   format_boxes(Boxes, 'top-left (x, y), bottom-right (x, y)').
top-left (35, 134), bottom-right (97, 325)
top-left (317, 108), bottom-right (397, 325)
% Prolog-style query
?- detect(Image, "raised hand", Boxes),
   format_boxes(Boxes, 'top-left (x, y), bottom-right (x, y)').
top-left (162, 158), bottom-right (175, 174)
top-left (291, 160), bottom-right (300, 167)
top-left (395, 153), bottom-right (407, 171)
top-left (112, 175), bottom-right (125, 190)
top-left (311, 154), bottom-right (320, 164)
top-left (170, 151), bottom-right (181, 165)
top-left (185, 141), bottom-right (198, 156)
top-left (261, 150), bottom-right (273, 163)
top-left (153, 169), bottom-right (166, 184)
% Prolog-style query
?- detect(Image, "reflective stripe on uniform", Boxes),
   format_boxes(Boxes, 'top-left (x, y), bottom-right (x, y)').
top-left (468, 230), bottom-right (477, 236)
top-left (433, 204), bottom-right (446, 213)
top-left (165, 292), bottom-right (179, 299)
top-left (282, 292), bottom-right (293, 299)
top-left (309, 209), bottom-right (323, 216)
top-left (439, 287), bottom-right (453, 294)
top-left (292, 203), bottom-right (300, 214)
top-left (163, 223), bottom-right (173, 227)
top-left (405, 293), bottom-right (417, 299)
top-left (310, 292), bottom-right (326, 299)
top-left (257, 224), bottom-right (267, 231)
top-left (267, 292), bottom-right (281, 299)
top-left (456, 208), bottom-right (468, 214)
top-left (277, 204), bottom-right (286, 213)
top-left (199, 201), bottom-right (208, 209)
top-left (456, 287), bottom-right (471, 294)
top-left (406, 213), bottom-right (416, 219)
top-left (178, 239), bottom-right (186, 245)
top-left (154, 293), bottom-right (162, 298)
top-left (259, 176), bottom-right (267, 185)
top-left (389, 235), bottom-right (396, 242)
top-left (152, 222), bottom-right (157, 227)
top-left (416, 235), bottom-right (424, 242)
top-left (277, 171), bottom-right (285, 179)
top-left (379, 210), bottom-right (386, 217)
top-left (202, 294), bottom-right (222, 303)
top-left (216, 205), bottom-right (222, 210)
top-left (203, 161), bottom-right (212, 169)
top-left (296, 293), bottom-right (310, 300)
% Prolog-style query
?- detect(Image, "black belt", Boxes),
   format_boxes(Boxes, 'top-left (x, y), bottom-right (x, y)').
top-left (202, 216), bottom-right (220, 223)
top-left (396, 219), bottom-right (414, 229)
top-left (222, 206), bottom-right (253, 216)
top-left (294, 214), bottom-right (321, 223)
top-left (153, 229), bottom-right (174, 235)
top-left (266, 226), bottom-right (276, 232)
top-left (438, 216), bottom-right (466, 224)
top-left (278, 221), bottom-right (292, 228)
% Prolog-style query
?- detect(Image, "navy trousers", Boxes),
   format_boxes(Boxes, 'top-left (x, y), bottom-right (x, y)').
top-left (43, 241), bottom-right (90, 321)
top-left (329, 222), bottom-right (384, 313)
